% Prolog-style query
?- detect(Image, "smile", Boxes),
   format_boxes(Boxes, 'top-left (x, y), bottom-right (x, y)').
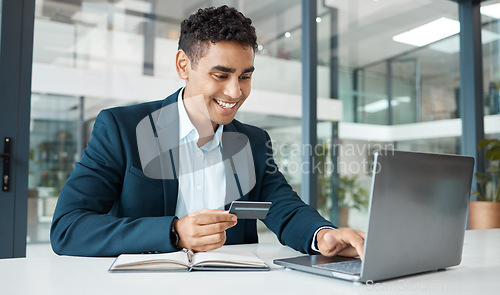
top-left (214, 99), bottom-right (238, 109)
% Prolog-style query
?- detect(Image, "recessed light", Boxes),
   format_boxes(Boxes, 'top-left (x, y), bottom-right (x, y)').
top-left (316, 17), bottom-right (322, 23)
top-left (285, 32), bottom-right (291, 38)
top-left (392, 17), bottom-right (460, 47)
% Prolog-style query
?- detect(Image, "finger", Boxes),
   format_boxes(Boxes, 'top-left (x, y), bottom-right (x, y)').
top-left (191, 231), bottom-right (227, 250)
top-left (323, 229), bottom-right (364, 259)
top-left (188, 209), bottom-right (211, 216)
top-left (195, 221), bottom-right (237, 237)
top-left (193, 242), bottom-right (224, 253)
top-left (345, 231), bottom-right (365, 260)
top-left (338, 246), bottom-right (359, 258)
top-left (194, 212), bottom-right (237, 225)
top-left (354, 229), bottom-right (366, 240)
top-left (189, 208), bottom-right (225, 216)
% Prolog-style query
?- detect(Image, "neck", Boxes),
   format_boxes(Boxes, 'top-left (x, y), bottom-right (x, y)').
top-left (182, 91), bottom-right (217, 147)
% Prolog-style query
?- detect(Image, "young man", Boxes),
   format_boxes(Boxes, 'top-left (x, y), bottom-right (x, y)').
top-left (50, 6), bottom-right (365, 258)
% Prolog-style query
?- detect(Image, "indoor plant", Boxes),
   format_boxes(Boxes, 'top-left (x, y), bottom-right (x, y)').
top-left (469, 138), bottom-right (500, 229)
top-left (334, 174), bottom-right (369, 227)
top-left (316, 143), bottom-right (369, 227)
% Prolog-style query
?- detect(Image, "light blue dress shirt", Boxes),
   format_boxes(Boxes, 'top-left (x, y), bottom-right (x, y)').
top-left (175, 89), bottom-right (226, 219)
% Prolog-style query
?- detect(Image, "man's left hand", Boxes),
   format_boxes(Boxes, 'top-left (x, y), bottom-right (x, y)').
top-left (316, 228), bottom-right (366, 260)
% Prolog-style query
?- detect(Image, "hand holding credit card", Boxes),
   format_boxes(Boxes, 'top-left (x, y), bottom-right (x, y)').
top-left (228, 201), bottom-right (272, 219)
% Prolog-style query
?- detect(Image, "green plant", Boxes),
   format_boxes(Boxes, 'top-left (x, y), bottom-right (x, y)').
top-left (472, 138), bottom-right (500, 202)
top-left (315, 143), bottom-right (369, 214)
top-left (335, 174), bottom-right (369, 210)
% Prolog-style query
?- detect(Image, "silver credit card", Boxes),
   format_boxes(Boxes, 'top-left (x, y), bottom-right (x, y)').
top-left (228, 201), bottom-right (272, 219)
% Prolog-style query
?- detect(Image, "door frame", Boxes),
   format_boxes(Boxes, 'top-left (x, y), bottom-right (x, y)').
top-left (0, 0), bottom-right (35, 258)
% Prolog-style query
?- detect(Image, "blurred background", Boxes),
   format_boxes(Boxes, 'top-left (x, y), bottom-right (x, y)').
top-left (24, 0), bottom-right (500, 251)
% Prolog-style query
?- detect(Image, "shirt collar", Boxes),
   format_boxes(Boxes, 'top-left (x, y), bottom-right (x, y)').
top-left (178, 88), bottom-right (196, 141)
top-left (177, 88), bottom-right (224, 151)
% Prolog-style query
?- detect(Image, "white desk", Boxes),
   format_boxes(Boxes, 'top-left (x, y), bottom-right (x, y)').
top-left (1, 229), bottom-right (499, 295)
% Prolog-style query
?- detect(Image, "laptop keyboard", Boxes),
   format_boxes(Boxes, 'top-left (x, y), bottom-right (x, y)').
top-left (312, 260), bottom-right (362, 275)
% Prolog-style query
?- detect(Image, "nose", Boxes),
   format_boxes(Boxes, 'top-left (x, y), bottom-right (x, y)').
top-left (223, 77), bottom-right (242, 100)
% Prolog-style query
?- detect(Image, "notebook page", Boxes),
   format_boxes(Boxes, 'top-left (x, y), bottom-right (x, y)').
top-left (192, 250), bottom-right (267, 267)
top-left (111, 251), bottom-right (188, 270)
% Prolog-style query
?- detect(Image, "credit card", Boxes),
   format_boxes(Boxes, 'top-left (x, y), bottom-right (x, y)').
top-left (228, 201), bottom-right (272, 219)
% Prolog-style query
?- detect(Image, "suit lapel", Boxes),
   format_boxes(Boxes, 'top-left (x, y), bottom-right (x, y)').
top-left (222, 123), bottom-right (256, 209)
top-left (154, 90), bottom-right (180, 216)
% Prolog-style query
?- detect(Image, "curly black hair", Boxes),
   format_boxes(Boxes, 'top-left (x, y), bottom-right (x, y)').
top-left (178, 5), bottom-right (258, 67)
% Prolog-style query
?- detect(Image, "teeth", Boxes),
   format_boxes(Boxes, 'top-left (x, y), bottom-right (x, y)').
top-left (215, 99), bottom-right (237, 109)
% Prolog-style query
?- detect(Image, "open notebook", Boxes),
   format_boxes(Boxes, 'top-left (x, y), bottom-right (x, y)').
top-left (109, 248), bottom-right (270, 272)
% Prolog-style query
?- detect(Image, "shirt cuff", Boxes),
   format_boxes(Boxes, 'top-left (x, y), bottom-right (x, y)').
top-left (311, 226), bottom-right (336, 253)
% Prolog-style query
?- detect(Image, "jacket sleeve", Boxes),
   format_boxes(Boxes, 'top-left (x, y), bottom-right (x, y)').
top-left (260, 131), bottom-right (336, 254)
top-left (50, 110), bottom-right (178, 257)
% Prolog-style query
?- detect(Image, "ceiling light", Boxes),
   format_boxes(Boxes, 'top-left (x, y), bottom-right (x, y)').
top-left (481, 3), bottom-right (500, 19)
top-left (257, 45), bottom-right (264, 51)
top-left (359, 100), bottom-right (389, 113)
top-left (429, 29), bottom-right (500, 54)
top-left (392, 17), bottom-right (460, 47)
top-left (358, 97), bottom-right (411, 113)
top-left (285, 32), bottom-right (291, 38)
top-left (316, 17), bottom-right (322, 23)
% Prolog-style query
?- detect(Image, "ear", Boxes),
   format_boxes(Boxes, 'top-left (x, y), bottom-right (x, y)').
top-left (176, 49), bottom-right (190, 80)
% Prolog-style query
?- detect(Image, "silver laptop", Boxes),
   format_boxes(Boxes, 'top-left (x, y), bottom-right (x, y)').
top-left (274, 149), bottom-right (474, 282)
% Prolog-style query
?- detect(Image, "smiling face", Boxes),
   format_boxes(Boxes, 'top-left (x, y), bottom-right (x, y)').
top-left (176, 41), bottom-right (255, 131)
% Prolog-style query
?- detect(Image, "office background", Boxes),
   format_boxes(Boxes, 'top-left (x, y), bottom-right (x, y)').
top-left (1, 0), bottom-right (499, 257)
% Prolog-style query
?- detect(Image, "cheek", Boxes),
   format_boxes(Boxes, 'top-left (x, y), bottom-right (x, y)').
top-left (206, 96), bottom-right (216, 108)
top-left (241, 82), bottom-right (252, 97)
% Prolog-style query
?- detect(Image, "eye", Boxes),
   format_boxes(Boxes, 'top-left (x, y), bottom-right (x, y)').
top-left (239, 75), bottom-right (252, 80)
top-left (213, 74), bottom-right (228, 79)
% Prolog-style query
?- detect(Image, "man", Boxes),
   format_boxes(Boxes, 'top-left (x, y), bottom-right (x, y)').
top-left (50, 5), bottom-right (365, 258)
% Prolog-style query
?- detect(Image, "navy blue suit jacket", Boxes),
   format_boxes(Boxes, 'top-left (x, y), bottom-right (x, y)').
top-left (50, 89), bottom-right (334, 256)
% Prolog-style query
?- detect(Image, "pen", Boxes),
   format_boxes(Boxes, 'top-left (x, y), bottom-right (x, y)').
top-left (183, 248), bottom-right (194, 264)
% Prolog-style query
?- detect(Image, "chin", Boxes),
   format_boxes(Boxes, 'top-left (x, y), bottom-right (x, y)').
top-left (217, 118), bottom-right (235, 126)
top-left (210, 112), bottom-right (237, 127)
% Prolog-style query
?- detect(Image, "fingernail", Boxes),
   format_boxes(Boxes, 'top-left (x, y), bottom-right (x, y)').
top-left (232, 216), bottom-right (237, 221)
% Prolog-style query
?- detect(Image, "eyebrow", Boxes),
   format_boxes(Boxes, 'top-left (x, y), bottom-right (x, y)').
top-left (212, 66), bottom-right (255, 74)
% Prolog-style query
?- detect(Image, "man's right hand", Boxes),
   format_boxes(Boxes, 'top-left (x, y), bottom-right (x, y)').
top-left (173, 209), bottom-right (238, 252)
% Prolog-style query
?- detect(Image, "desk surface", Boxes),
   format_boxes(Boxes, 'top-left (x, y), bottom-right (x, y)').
top-left (1, 229), bottom-right (499, 295)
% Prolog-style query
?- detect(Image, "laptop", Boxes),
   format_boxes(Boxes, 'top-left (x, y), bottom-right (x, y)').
top-left (274, 149), bottom-right (475, 283)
